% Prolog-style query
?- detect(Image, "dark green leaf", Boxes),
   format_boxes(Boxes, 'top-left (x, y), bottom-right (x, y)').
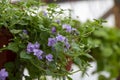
top-left (7, 42), bottom-right (19, 52)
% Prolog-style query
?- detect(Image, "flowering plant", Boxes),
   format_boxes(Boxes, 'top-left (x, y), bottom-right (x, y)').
top-left (0, 0), bottom-right (103, 80)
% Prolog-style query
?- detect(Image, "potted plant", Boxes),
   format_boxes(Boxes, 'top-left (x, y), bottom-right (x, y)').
top-left (0, 0), bottom-right (104, 80)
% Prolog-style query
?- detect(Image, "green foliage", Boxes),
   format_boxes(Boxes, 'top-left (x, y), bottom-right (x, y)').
top-left (89, 27), bottom-right (120, 80)
top-left (0, 0), bottom-right (104, 80)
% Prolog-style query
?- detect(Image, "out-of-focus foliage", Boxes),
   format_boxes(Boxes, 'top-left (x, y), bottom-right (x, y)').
top-left (88, 27), bottom-right (120, 80)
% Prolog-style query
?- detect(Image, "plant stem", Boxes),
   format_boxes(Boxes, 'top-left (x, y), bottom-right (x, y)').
top-left (38, 76), bottom-right (40, 80)
top-left (0, 47), bottom-right (7, 53)
top-left (70, 69), bottom-right (81, 74)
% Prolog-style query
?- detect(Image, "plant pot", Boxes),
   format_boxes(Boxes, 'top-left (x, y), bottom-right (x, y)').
top-left (0, 27), bottom-right (16, 69)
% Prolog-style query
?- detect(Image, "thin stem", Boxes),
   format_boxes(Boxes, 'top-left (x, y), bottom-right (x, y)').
top-left (70, 69), bottom-right (82, 74)
top-left (0, 47), bottom-right (7, 53)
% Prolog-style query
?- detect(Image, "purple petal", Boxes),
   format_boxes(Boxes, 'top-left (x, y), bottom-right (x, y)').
top-left (33, 49), bottom-right (43, 56)
top-left (65, 42), bottom-right (70, 49)
top-left (48, 38), bottom-right (57, 47)
top-left (46, 54), bottom-right (53, 62)
top-left (33, 49), bottom-right (43, 60)
top-left (56, 34), bottom-right (66, 42)
top-left (43, 11), bottom-right (47, 16)
top-left (0, 68), bottom-right (8, 80)
top-left (27, 42), bottom-right (40, 53)
top-left (62, 24), bottom-right (72, 32)
top-left (27, 43), bottom-right (35, 53)
top-left (34, 42), bottom-right (40, 49)
top-left (51, 27), bottom-right (56, 33)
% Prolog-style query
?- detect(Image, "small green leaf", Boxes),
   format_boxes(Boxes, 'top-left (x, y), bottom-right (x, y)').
top-left (71, 42), bottom-right (80, 51)
top-left (83, 53), bottom-right (95, 60)
top-left (7, 42), bottom-right (19, 52)
top-left (10, 29), bottom-right (22, 34)
top-left (67, 76), bottom-right (72, 80)
top-left (20, 51), bottom-right (32, 59)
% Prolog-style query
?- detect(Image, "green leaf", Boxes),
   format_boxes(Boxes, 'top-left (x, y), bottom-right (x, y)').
top-left (54, 42), bottom-right (64, 53)
top-left (71, 42), bottom-right (80, 51)
top-left (98, 75), bottom-right (108, 80)
top-left (67, 76), bottom-right (72, 80)
top-left (7, 42), bottom-right (19, 52)
top-left (4, 62), bottom-right (15, 72)
top-left (83, 53), bottom-right (95, 60)
top-left (10, 29), bottom-right (22, 34)
top-left (25, 76), bottom-right (32, 80)
top-left (48, 3), bottom-right (58, 8)
top-left (20, 51), bottom-right (32, 59)
top-left (101, 47), bottom-right (113, 57)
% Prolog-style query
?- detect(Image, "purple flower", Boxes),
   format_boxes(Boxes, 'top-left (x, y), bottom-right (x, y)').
top-left (71, 28), bottom-right (76, 31)
top-left (0, 68), bottom-right (8, 80)
top-left (56, 34), bottom-right (66, 42)
top-left (27, 43), bottom-right (35, 53)
top-left (34, 42), bottom-right (40, 49)
top-left (46, 54), bottom-right (53, 62)
top-left (33, 49), bottom-right (43, 59)
top-left (51, 27), bottom-right (56, 33)
top-left (26, 42), bottom-right (44, 59)
top-left (33, 49), bottom-right (43, 56)
top-left (48, 38), bottom-right (57, 47)
top-left (27, 42), bottom-right (40, 53)
top-left (43, 11), bottom-right (47, 16)
top-left (64, 38), bottom-right (70, 50)
top-left (55, 19), bottom-right (60, 24)
top-left (23, 30), bottom-right (28, 34)
top-left (62, 24), bottom-right (72, 32)
top-left (65, 42), bottom-right (70, 49)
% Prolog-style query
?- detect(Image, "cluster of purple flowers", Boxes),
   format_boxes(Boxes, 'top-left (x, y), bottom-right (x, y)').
top-left (62, 24), bottom-right (76, 33)
top-left (27, 42), bottom-right (53, 62)
top-left (0, 68), bottom-right (8, 80)
top-left (48, 34), bottom-right (70, 50)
